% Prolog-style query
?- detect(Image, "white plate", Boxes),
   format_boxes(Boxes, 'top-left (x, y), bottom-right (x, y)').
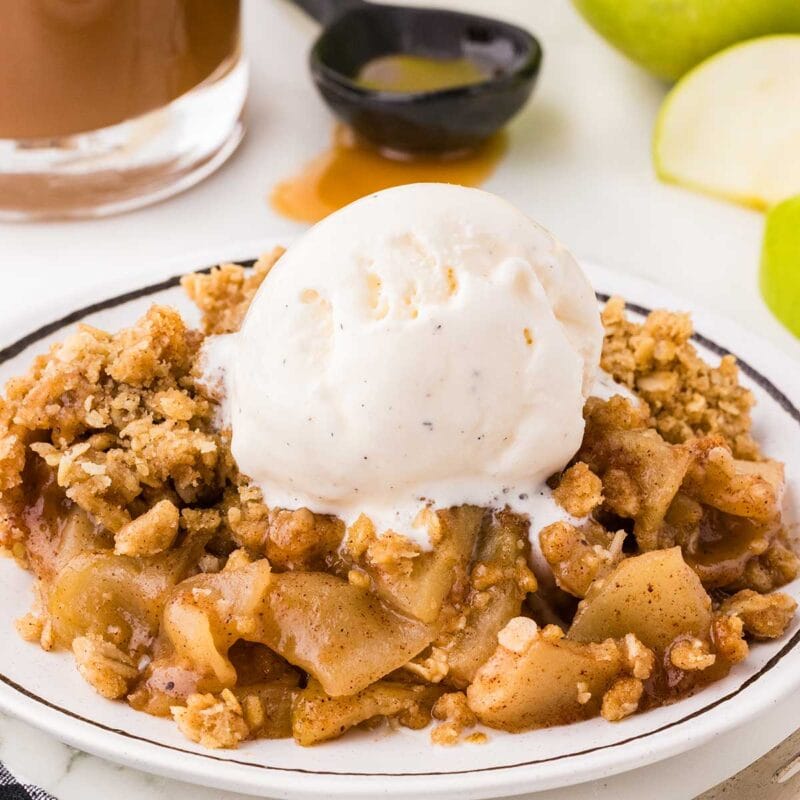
top-left (0, 253), bottom-right (798, 800)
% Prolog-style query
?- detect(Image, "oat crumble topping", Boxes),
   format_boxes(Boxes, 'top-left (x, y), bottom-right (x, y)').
top-left (0, 258), bottom-right (795, 750)
top-left (600, 677), bottom-right (643, 722)
top-left (600, 297), bottom-right (758, 459)
top-left (172, 689), bottom-right (250, 749)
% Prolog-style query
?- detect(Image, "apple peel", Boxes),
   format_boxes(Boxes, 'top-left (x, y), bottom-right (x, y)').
top-left (761, 195), bottom-right (800, 338)
top-left (654, 35), bottom-right (800, 211)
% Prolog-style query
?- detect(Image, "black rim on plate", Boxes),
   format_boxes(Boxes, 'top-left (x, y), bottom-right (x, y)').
top-left (0, 262), bottom-right (798, 778)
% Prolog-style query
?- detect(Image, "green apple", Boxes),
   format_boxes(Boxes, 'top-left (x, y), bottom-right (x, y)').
top-left (653, 35), bottom-right (800, 210)
top-left (761, 195), bottom-right (800, 339)
top-left (572, 0), bottom-right (800, 81)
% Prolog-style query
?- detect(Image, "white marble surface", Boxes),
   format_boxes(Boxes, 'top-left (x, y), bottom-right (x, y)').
top-left (1, 0), bottom-right (799, 798)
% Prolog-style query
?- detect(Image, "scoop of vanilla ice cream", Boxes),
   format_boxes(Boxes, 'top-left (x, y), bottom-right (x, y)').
top-left (223, 184), bottom-right (603, 544)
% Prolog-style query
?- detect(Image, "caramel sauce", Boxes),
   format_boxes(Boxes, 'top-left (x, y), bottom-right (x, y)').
top-left (686, 509), bottom-right (779, 589)
top-left (356, 54), bottom-right (491, 93)
top-left (271, 125), bottom-right (507, 224)
top-left (0, 0), bottom-right (240, 139)
top-left (641, 641), bottom-right (733, 710)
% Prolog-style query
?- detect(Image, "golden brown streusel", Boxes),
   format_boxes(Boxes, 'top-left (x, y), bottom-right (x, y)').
top-left (223, 483), bottom-right (270, 551)
top-left (471, 560), bottom-right (507, 591)
top-left (0, 252), bottom-right (796, 751)
top-left (601, 296), bottom-right (758, 459)
top-left (347, 568), bottom-right (371, 589)
top-left (621, 633), bottom-right (656, 680)
top-left (734, 537), bottom-right (800, 593)
top-left (342, 513), bottom-right (376, 560)
top-left (720, 590), bottom-right (798, 639)
top-left (113, 499), bottom-right (179, 556)
top-left (431, 691), bottom-right (477, 745)
top-left (601, 677), bottom-right (643, 722)
top-left (15, 611), bottom-right (44, 644)
top-left (72, 635), bottom-right (139, 699)
top-left (171, 689), bottom-right (250, 749)
top-left (265, 507), bottom-right (343, 570)
top-left (366, 530), bottom-right (422, 574)
top-left (224, 547), bottom-right (256, 572)
top-left (668, 637), bottom-right (716, 672)
top-left (181, 248), bottom-right (285, 335)
top-left (0, 305), bottom-right (227, 547)
top-left (496, 616), bottom-right (541, 652)
top-left (711, 613), bottom-right (749, 664)
top-left (539, 520), bottom-right (625, 598)
top-left (404, 646), bottom-right (449, 684)
top-left (553, 462), bottom-right (603, 517)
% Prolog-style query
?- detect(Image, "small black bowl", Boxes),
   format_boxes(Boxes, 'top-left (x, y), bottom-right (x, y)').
top-left (289, 0), bottom-right (542, 155)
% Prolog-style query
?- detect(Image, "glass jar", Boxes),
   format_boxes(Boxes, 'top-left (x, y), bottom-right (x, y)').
top-left (0, 0), bottom-right (246, 220)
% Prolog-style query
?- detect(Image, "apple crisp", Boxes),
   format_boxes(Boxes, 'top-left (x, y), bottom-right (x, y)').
top-left (0, 257), bottom-right (796, 749)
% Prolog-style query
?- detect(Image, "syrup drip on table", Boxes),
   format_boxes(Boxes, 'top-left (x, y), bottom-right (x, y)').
top-left (271, 125), bottom-right (507, 224)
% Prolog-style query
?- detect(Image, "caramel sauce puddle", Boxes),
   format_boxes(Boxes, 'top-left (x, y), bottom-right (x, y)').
top-left (271, 125), bottom-right (507, 224)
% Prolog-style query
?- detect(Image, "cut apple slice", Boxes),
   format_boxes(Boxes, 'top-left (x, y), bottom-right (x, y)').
top-left (654, 35), bottom-right (800, 210)
top-left (761, 194), bottom-right (800, 337)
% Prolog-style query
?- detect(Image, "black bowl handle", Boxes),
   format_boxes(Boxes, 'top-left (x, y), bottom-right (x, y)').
top-left (288, 0), bottom-right (367, 26)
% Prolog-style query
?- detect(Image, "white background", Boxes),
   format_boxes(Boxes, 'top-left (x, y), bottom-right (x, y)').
top-left (1, 1), bottom-right (799, 798)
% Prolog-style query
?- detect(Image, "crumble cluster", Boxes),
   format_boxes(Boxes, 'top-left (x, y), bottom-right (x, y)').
top-left (600, 296), bottom-right (758, 460)
top-left (182, 248), bottom-right (284, 336)
top-left (0, 304), bottom-right (234, 561)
